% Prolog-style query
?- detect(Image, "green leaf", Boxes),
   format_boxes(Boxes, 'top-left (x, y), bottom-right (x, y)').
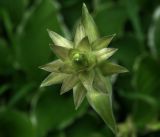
top-left (40, 72), bottom-right (68, 87)
top-left (77, 36), bottom-right (91, 52)
top-left (39, 59), bottom-right (63, 72)
top-left (95, 48), bottom-right (118, 63)
top-left (0, 0), bottom-right (27, 27)
top-left (121, 0), bottom-right (143, 43)
top-left (111, 35), bottom-right (141, 70)
top-left (60, 75), bottom-right (79, 95)
top-left (0, 38), bottom-right (12, 74)
top-left (65, 115), bottom-right (111, 137)
top-left (94, 5), bottom-right (127, 36)
top-left (49, 44), bottom-right (70, 60)
top-left (47, 29), bottom-right (73, 49)
top-left (98, 62), bottom-right (128, 76)
top-left (8, 83), bottom-right (35, 106)
top-left (0, 107), bottom-right (35, 137)
top-left (82, 3), bottom-right (99, 43)
top-left (86, 89), bottom-right (117, 134)
top-left (154, 12), bottom-right (160, 58)
top-left (0, 84), bottom-right (10, 96)
top-left (132, 55), bottom-right (160, 128)
top-left (73, 83), bottom-right (87, 110)
top-left (74, 20), bottom-right (86, 46)
top-left (35, 88), bottom-right (88, 137)
top-left (17, 0), bottom-right (63, 80)
top-left (92, 34), bottom-right (116, 50)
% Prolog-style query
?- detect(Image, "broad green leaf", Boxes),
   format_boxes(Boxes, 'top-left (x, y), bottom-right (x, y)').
top-left (50, 44), bottom-right (70, 60)
top-left (65, 115), bottom-right (113, 137)
top-left (94, 5), bottom-right (127, 36)
top-left (74, 20), bottom-right (86, 46)
top-left (73, 83), bottom-right (87, 110)
top-left (79, 70), bottom-right (95, 91)
top-left (87, 89), bottom-right (117, 134)
top-left (47, 29), bottom-right (73, 48)
top-left (0, 107), bottom-right (35, 137)
top-left (77, 36), bottom-right (91, 51)
top-left (17, 0), bottom-right (63, 80)
top-left (95, 48), bottom-right (118, 63)
top-left (40, 72), bottom-right (68, 87)
top-left (60, 75), bottom-right (79, 95)
top-left (35, 88), bottom-right (88, 137)
top-left (0, 9), bottom-right (13, 42)
top-left (98, 62), bottom-right (128, 76)
top-left (39, 59), bottom-right (63, 72)
top-left (111, 35), bottom-right (141, 70)
top-left (154, 12), bottom-right (160, 58)
top-left (82, 3), bottom-right (99, 43)
top-left (132, 55), bottom-right (160, 128)
top-left (121, 0), bottom-right (143, 43)
top-left (0, 0), bottom-right (27, 27)
top-left (8, 83), bottom-right (35, 106)
top-left (0, 38), bottom-right (12, 74)
top-left (92, 34), bottom-right (116, 50)
top-left (0, 84), bottom-right (10, 96)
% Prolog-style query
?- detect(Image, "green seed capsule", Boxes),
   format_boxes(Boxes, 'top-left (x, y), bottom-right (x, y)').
top-left (72, 53), bottom-right (88, 68)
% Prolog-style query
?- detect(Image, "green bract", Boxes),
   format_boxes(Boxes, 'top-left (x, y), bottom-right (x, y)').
top-left (39, 3), bottom-right (128, 134)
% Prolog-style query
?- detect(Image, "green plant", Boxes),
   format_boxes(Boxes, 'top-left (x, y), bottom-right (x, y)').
top-left (40, 3), bottom-right (128, 134)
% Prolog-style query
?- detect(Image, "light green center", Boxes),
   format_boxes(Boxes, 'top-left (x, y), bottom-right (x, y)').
top-left (72, 53), bottom-right (88, 67)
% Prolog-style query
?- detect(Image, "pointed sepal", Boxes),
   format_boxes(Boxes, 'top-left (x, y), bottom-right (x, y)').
top-left (95, 48), bottom-right (118, 63)
top-left (40, 72), bottom-right (68, 87)
top-left (77, 36), bottom-right (91, 52)
top-left (93, 69), bottom-right (110, 94)
top-left (86, 89), bottom-right (117, 134)
top-left (49, 44), bottom-right (69, 60)
top-left (47, 29), bottom-right (73, 48)
top-left (73, 83), bottom-right (86, 110)
top-left (92, 34), bottom-right (116, 50)
top-left (74, 20), bottom-right (86, 46)
top-left (82, 3), bottom-right (99, 43)
top-left (79, 70), bottom-right (95, 91)
top-left (60, 75), bottom-right (79, 95)
top-left (39, 59), bottom-right (63, 72)
top-left (99, 62), bottom-right (129, 76)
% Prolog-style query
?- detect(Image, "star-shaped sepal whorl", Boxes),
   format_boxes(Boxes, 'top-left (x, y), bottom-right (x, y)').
top-left (39, 3), bottom-right (128, 134)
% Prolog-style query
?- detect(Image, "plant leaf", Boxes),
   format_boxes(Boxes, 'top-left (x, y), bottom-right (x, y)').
top-left (74, 20), bottom-right (86, 46)
top-left (82, 3), bottom-right (99, 43)
top-left (17, 0), bottom-right (63, 80)
top-left (60, 75), bottom-right (79, 95)
top-left (0, 108), bottom-right (35, 137)
top-left (40, 72), bottom-right (68, 87)
top-left (77, 36), bottom-right (91, 52)
top-left (95, 48), bottom-right (118, 63)
top-left (73, 83), bottom-right (87, 110)
top-left (86, 89), bottom-right (117, 134)
top-left (47, 29), bottom-right (73, 48)
top-left (92, 34), bottom-right (116, 50)
top-left (99, 62), bottom-right (128, 76)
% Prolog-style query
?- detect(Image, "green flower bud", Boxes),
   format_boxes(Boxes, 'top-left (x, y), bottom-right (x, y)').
top-left (39, 3), bottom-right (128, 135)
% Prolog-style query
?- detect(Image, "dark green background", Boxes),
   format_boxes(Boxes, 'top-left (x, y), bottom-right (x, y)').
top-left (0, 0), bottom-right (160, 137)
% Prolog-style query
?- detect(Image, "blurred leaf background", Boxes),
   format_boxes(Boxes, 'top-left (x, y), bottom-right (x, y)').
top-left (0, 0), bottom-right (160, 137)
